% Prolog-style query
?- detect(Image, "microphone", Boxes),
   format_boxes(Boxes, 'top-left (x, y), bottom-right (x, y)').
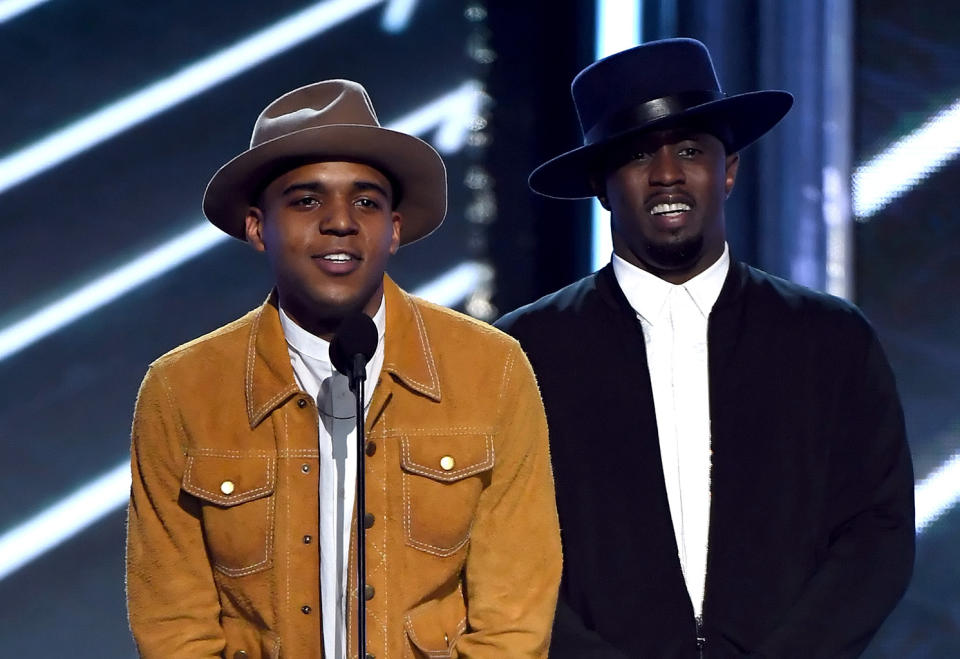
top-left (329, 311), bottom-right (379, 659)
top-left (330, 312), bottom-right (378, 392)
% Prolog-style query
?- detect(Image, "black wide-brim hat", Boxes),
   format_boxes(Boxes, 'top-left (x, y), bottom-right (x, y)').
top-left (204, 80), bottom-right (447, 245)
top-left (529, 38), bottom-right (794, 199)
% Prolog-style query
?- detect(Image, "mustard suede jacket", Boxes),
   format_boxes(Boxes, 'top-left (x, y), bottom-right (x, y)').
top-left (126, 276), bottom-right (561, 659)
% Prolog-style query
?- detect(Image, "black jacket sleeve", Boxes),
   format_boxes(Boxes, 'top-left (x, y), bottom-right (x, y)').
top-left (753, 329), bottom-right (915, 658)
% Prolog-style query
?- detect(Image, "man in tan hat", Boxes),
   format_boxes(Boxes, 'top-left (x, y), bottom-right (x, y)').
top-left (497, 39), bottom-right (913, 657)
top-left (126, 80), bottom-right (561, 659)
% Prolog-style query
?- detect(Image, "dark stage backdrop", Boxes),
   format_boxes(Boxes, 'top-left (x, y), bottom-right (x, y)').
top-left (855, 1), bottom-right (960, 656)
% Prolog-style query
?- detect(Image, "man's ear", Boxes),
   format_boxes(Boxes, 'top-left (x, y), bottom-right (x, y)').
top-left (389, 212), bottom-right (402, 255)
top-left (590, 176), bottom-right (610, 210)
top-left (245, 207), bottom-right (266, 252)
top-left (724, 153), bottom-right (740, 198)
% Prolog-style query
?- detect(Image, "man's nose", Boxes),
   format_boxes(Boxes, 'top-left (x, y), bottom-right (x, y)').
top-left (319, 199), bottom-right (359, 235)
top-left (649, 148), bottom-right (684, 186)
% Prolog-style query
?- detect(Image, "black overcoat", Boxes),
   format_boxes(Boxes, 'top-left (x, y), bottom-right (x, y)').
top-left (496, 261), bottom-right (915, 658)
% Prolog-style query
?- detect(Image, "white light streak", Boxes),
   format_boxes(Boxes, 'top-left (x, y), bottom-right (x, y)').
top-left (389, 80), bottom-right (484, 153)
top-left (592, 0), bottom-right (642, 272)
top-left (0, 0), bottom-right (50, 23)
top-left (0, 0), bottom-right (387, 196)
top-left (411, 261), bottom-right (486, 306)
top-left (0, 261), bottom-right (482, 581)
top-left (0, 462), bottom-right (130, 581)
top-left (0, 82), bottom-right (481, 363)
top-left (381, 0), bottom-right (418, 32)
top-left (596, 0), bottom-right (642, 60)
top-left (853, 97), bottom-right (960, 219)
top-left (915, 450), bottom-right (960, 533)
top-left (0, 224), bottom-right (227, 362)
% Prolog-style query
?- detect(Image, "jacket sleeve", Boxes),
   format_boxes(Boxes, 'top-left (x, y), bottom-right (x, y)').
top-left (753, 328), bottom-right (915, 659)
top-left (455, 341), bottom-right (563, 658)
top-left (126, 366), bottom-right (225, 658)
top-left (549, 597), bottom-right (631, 658)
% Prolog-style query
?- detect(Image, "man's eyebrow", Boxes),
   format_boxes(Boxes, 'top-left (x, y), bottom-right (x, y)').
top-left (353, 180), bottom-right (391, 199)
top-left (281, 181), bottom-right (325, 196)
top-left (279, 179), bottom-right (391, 199)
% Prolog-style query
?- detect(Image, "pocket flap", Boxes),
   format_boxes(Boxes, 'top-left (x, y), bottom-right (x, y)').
top-left (400, 434), bottom-right (494, 482)
top-left (182, 453), bottom-right (276, 506)
top-left (404, 594), bottom-right (467, 656)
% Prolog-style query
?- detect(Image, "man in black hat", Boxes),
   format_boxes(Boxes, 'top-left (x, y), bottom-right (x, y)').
top-left (126, 79), bottom-right (561, 659)
top-left (496, 39), bottom-right (914, 657)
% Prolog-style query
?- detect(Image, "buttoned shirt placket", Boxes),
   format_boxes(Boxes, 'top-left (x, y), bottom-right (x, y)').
top-left (611, 246), bottom-right (729, 619)
top-left (279, 302), bottom-right (386, 659)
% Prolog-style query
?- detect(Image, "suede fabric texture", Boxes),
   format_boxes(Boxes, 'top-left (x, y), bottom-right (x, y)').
top-left (126, 275), bottom-right (562, 659)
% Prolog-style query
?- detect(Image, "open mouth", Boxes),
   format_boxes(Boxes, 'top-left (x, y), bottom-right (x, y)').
top-left (650, 202), bottom-right (692, 216)
top-left (319, 252), bottom-right (358, 263)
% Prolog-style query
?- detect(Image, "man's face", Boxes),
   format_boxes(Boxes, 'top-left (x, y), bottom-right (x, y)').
top-left (601, 128), bottom-right (739, 283)
top-left (245, 161), bottom-right (401, 338)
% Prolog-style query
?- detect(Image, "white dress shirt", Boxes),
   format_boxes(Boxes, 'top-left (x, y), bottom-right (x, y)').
top-left (279, 301), bottom-right (386, 659)
top-left (611, 244), bottom-right (729, 619)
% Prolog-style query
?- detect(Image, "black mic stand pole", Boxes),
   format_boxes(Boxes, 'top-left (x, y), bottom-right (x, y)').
top-left (349, 353), bottom-right (368, 659)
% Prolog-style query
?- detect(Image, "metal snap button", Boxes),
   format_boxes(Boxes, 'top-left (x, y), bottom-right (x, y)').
top-left (364, 512), bottom-right (375, 529)
top-left (220, 480), bottom-right (235, 495)
top-left (301, 605), bottom-right (311, 614)
top-left (303, 535), bottom-right (312, 544)
top-left (364, 584), bottom-right (375, 600)
top-left (301, 463), bottom-right (310, 474)
top-left (439, 455), bottom-right (455, 471)
top-left (297, 398), bottom-right (307, 408)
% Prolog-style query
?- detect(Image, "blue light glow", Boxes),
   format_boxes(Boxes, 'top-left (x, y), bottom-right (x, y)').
top-left (0, 0), bottom-right (50, 24)
top-left (853, 98), bottom-right (960, 219)
top-left (0, 462), bottom-right (130, 581)
top-left (0, 224), bottom-right (227, 362)
top-left (388, 80), bottom-right (484, 153)
top-left (915, 449), bottom-right (960, 533)
top-left (592, 0), bottom-right (642, 272)
top-left (0, 0), bottom-right (388, 197)
top-left (381, 0), bottom-right (419, 32)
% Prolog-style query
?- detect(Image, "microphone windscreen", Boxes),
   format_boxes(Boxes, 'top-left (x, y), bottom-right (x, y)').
top-left (329, 312), bottom-right (378, 376)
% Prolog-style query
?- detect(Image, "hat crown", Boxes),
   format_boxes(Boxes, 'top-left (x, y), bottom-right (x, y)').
top-left (250, 79), bottom-right (381, 148)
top-left (571, 38), bottom-right (722, 142)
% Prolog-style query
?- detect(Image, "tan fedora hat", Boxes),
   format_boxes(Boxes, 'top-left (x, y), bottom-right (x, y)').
top-left (203, 79), bottom-right (447, 245)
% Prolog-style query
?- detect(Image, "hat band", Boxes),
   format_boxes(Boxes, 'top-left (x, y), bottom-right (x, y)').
top-left (584, 90), bottom-right (725, 145)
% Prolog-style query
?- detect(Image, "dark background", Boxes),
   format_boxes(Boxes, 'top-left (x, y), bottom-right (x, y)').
top-left (0, 0), bottom-right (956, 656)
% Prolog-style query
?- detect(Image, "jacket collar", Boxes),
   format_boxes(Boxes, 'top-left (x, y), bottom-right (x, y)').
top-left (380, 275), bottom-right (442, 402)
top-left (244, 276), bottom-right (442, 428)
top-left (598, 255), bottom-right (749, 318)
top-left (246, 291), bottom-right (300, 428)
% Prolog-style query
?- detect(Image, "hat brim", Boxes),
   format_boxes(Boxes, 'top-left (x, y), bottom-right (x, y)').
top-left (529, 90), bottom-right (793, 199)
top-left (203, 124), bottom-right (447, 245)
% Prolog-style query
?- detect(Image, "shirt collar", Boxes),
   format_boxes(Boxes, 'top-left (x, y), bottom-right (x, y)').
top-left (611, 243), bottom-right (730, 324)
top-left (278, 297), bottom-right (386, 363)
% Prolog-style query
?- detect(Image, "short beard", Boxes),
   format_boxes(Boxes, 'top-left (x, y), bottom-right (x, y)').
top-left (645, 234), bottom-right (704, 272)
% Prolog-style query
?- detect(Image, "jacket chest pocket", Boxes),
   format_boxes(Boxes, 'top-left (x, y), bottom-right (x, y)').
top-left (181, 453), bottom-right (276, 577)
top-left (400, 433), bottom-right (494, 557)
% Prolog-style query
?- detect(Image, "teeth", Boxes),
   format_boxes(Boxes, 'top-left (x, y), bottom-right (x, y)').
top-left (651, 202), bottom-right (691, 215)
top-left (322, 253), bottom-right (353, 262)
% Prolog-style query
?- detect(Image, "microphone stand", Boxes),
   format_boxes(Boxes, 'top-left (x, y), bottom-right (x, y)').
top-left (348, 353), bottom-right (368, 659)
